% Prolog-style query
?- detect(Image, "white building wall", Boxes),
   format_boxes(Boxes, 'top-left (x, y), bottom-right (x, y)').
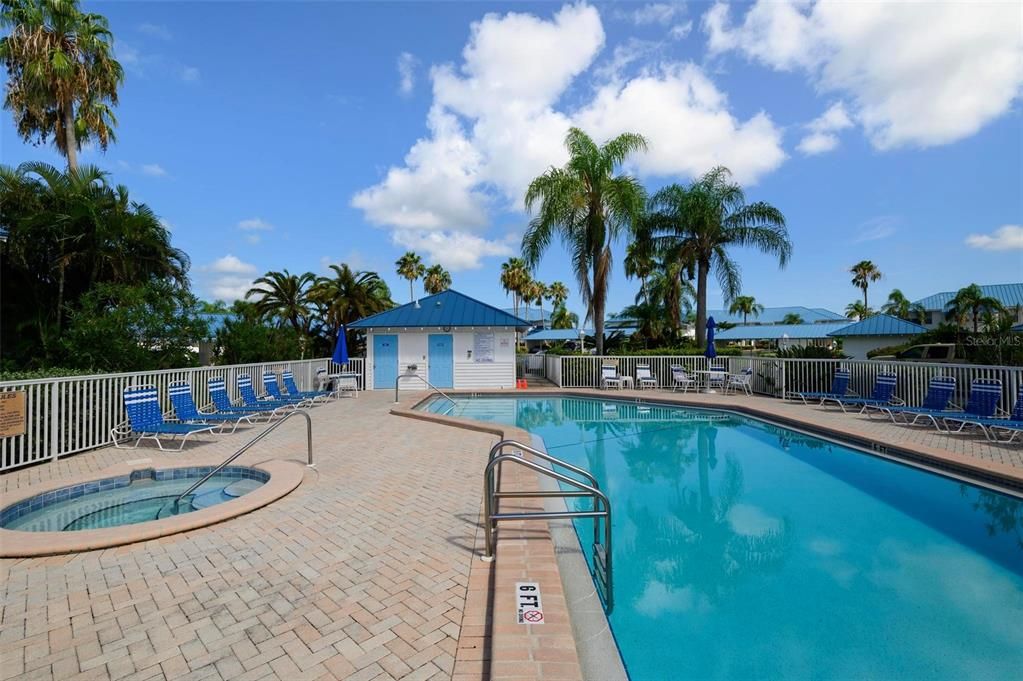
top-left (364, 329), bottom-right (516, 390)
top-left (841, 335), bottom-right (914, 360)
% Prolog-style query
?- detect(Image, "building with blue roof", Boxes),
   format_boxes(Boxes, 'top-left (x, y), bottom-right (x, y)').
top-left (349, 290), bottom-right (529, 390)
top-left (706, 305), bottom-right (847, 325)
top-left (714, 322), bottom-right (850, 351)
top-left (913, 283), bottom-right (1023, 328)
top-left (827, 314), bottom-right (927, 359)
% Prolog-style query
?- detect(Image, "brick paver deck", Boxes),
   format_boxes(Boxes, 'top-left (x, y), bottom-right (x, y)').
top-left (2, 387), bottom-right (1020, 681)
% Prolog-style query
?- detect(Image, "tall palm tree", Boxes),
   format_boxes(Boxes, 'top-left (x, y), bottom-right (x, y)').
top-left (521, 280), bottom-right (547, 328)
top-left (881, 288), bottom-right (925, 322)
top-left (548, 281), bottom-right (569, 310)
top-left (550, 305), bottom-right (578, 330)
top-left (1, 0), bottom-right (124, 170)
top-left (845, 300), bottom-right (873, 321)
top-left (624, 239), bottom-right (655, 306)
top-left (422, 264), bottom-right (452, 294)
top-left (394, 251), bottom-right (424, 303)
top-left (522, 127), bottom-right (648, 355)
top-left (850, 260), bottom-right (882, 308)
top-left (499, 257), bottom-right (531, 319)
top-left (645, 167), bottom-right (791, 348)
top-left (309, 264), bottom-right (393, 336)
top-left (245, 270), bottom-right (316, 335)
top-left (946, 283), bottom-right (1004, 333)
top-left (728, 295), bottom-right (764, 325)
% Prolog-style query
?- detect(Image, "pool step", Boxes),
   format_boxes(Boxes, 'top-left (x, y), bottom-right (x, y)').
top-left (223, 480), bottom-right (262, 498)
top-left (190, 490), bottom-right (226, 510)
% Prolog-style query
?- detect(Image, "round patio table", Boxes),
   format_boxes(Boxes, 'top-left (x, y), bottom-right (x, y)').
top-left (694, 369), bottom-right (729, 394)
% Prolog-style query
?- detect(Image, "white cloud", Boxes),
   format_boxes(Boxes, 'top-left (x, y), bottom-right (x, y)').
top-left (669, 20), bottom-right (693, 40)
top-left (852, 215), bottom-right (898, 243)
top-left (797, 102), bottom-right (853, 155)
top-left (137, 23), bottom-right (172, 40)
top-left (206, 254), bottom-right (256, 275)
top-left (202, 255), bottom-right (258, 300)
top-left (704, 1), bottom-right (1023, 150)
top-left (237, 218), bottom-right (274, 231)
top-left (397, 52), bottom-right (418, 96)
top-left (965, 225), bottom-right (1023, 251)
top-left (392, 229), bottom-right (515, 271)
top-left (140, 163), bottom-right (168, 177)
top-left (630, 3), bottom-right (686, 26)
top-left (180, 66), bottom-right (200, 82)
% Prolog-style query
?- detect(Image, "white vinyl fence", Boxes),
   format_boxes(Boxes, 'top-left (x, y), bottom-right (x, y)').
top-left (0, 357), bottom-right (364, 472)
top-left (547, 354), bottom-right (1023, 410)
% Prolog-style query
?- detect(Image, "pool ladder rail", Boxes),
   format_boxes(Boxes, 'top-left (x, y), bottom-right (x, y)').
top-left (394, 370), bottom-right (456, 405)
top-left (483, 439), bottom-right (613, 613)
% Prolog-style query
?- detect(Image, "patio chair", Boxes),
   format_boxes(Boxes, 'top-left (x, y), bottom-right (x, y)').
top-left (862, 376), bottom-right (957, 427)
top-left (262, 372), bottom-right (314, 406)
top-left (635, 364), bottom-right (658, 390)
top-left (822, 373), bottom-right (899, 413)
top-left (790, 369), bottom-right (852, 405)
top-left (671, 365), bottom-right (695, 393)
top-left (168, 381), bottom-right (259, 433)
top-left (208, 378), bottom-right (284, 417)
top-left (725, 367), bottom-right (754, 396)
top-left (601, 364), bottom-right (624, 390)
top-left (113, 385), bottom-right (217, 451)
top-left (282, 370), bottom-right (333, 402)
top-left (941, 379), bottom-right (1013, 438)
top-left (237, 374), bottom-right (302, 411)
top-left (706, 365), bottom-right (728, 391)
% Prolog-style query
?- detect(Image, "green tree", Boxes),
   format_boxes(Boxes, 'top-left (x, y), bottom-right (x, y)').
top-left (550, 304), bottom-right (578, 330)
top-left (780, 312), bottom-right (804, 324)
top-left (881, 288), bottom-right (925, 322)
top-left (548, 281), bottom-right (569, 309)
top-left (499, 257), bottom-right (531, 320)
top-left (309, 263), bottom-right (393, 346)
top-left (423, 264), bottom-right (452, 294)
top-left (395, 251), bottom-right (425, 302)
top-left (0, 0), bottom-right (124, 171)
top-left (850, 260), bottom-right (882, 308)
top-left (645, 167), bottom-right (790, 348)
top-left (845, 300), bottom-right (873, 320)
top-left (624, 238), bottom-right (656, 306)
top-left (214, 317), bottom-right (304, 366)
top-left (522, 127), bottom-right (648, 355)
top-left (728, 295), bottom-right (764, 325)
top-left (946, 283), bottom-right (1004, 333)
top-left (245, 270), bottom-right (316, 336)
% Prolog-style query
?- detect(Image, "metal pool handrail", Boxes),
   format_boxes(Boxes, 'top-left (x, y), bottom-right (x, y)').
top-left (394, 371), bottom-right (455, 404)
top-left (173, 410), bottom-right (314, 505)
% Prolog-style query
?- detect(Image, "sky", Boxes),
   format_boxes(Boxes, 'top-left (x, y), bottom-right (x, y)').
top-left (2, 0), bottom-right (1021, 319)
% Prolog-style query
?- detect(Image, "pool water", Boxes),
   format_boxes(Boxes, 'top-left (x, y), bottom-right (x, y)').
top-left (1, 466), bottom-right (267, 532)
top-left (422, 396), bottom-right (1023, 680)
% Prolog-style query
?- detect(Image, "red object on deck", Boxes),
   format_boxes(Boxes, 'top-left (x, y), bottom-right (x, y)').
top-left (517, 379), bottom-right (528, 389)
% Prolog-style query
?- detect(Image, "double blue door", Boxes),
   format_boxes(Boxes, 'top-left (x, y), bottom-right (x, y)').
top-left (428, 334), bottom-right (453, 388)
top-left (373, 335), bottom-right (398, 389)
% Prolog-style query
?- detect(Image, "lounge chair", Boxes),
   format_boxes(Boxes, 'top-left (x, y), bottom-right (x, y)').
top-left (725, 367), bottom-right (754, 396)
top-left (862, 376), bottom-right (957, 427)
top-left (822, 373), bottom-right (898, 413)
top-left (706, 365), bottom-right (728, 391)
top-left (237, 374), bottom-right (301, 411)
top-left (635, 364), bottom-right (658, 390)
top-left (262, 372), bottom-right (314, 406)
top-left (208, 378), bottom-right (283, 417)
top-left (941, 380), bottom-right (1013, 438)
top-left (282, 370), bottom-right (332, 402)
top-left (789, 368), bottom-right (852, 405)
top-left (168, 381), bottom-right (259, 433)
top-left (601, 365), bottom-right (624, 390)
top-left (671, 365), bottom-right (695, 393)
top-left (113, 385), bottom-right (217, 451)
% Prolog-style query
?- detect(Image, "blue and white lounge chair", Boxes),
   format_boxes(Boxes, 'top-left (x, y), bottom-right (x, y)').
top-left (208, 378), bottom-right (280, 416)
top-left (113, 385), bottom-right (217, 450)
top-left (169, 381), bottom-right (258, 433)
top-left (725, 367), bottom-right (754, 396)
top-left (601, 365), bottom-right (624, 390)
top-left (822, 373), bottom-right (898, 413)
top-left (238, 374), bottom-right (301, 411)
top-left (671, 365), bottom-right (695, 393)
top-left (942, 380), bottom-right (1015, 439)
top-left (790, 369), bottom-right (851, 404)
top-left (635, 364), bottom-right (658, 390)
top-left (282, 370), bottom-right (331, 402)
top-left (862, 375), bottom-right (957, 427)
top-left (262, 372), bottom-right (313, 406)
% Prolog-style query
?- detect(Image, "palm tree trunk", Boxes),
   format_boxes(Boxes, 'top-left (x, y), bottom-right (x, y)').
top-left (56, 262), bottom-right (66, 333)
top-left (408, 279), bottom-right (413, 303)
top-left (863, 287), bottom-right (868, 308)
top-left (695, 261), bottom-right (709, 349)
top-left (593, 271), bottom-right (605, 356)
top-left (63, 103), bottom-right (78, 172)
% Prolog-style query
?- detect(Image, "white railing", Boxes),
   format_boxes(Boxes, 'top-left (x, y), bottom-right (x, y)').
top-left (516, 354), bottom-right (546, 378)
top-left (546, 355), bottom-right (1023, 410)
top-left (0, 357), bottom-right (364, 472)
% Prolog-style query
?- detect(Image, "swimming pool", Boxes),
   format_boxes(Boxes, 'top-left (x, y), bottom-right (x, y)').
top-left (420, 395), bottom-right (1023, 680)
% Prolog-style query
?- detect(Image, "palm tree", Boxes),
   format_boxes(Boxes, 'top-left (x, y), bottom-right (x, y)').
top-left (624, 239), bottom-right (655, 305)
top-left (522, 128), bottom-right (648, 355)
top-left (550, 305), bottom-right (578, 330)
top-left (946, 283), bottom-right (1004, 333)
top-left (548, 281), bottom-right (569, 310)
top-left (728, 295), bottom-right (764, 325)
top-left (499, 257), bottom-right (531, 319)
top-left (394, 251), bottom-right (425, 303)
top-left (422, 264), bottom-right (452, 294)
top-left (521, 280), bottom-right (547, 328)
top-left (245, 270), bottom-right (316, 335)
top-left (845, 300), bottom-right (873, 320)
top-left (780, 312), bottom-right (804, 324)
top-left (645, 167), bottom-right (791, 348)
top-left (1, 0), bottom-right (124, 171)
top-left (881, 288), bottom-right (925, 322)
top-left (850, 260), bottom-right (882, 308)
top-left (309, 264), bottom-right (393, 335)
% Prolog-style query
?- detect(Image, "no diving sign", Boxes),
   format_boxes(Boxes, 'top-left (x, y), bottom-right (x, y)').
top-left (515, 582), bottom-right (544, 625)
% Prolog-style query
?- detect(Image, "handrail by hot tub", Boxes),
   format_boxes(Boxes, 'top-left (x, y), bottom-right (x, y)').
top-left (394, 369), bottom-right (455, 404)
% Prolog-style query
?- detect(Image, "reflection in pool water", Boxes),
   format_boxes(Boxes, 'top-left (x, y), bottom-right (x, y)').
top-left (422, 396), bottom-right (1023, 680)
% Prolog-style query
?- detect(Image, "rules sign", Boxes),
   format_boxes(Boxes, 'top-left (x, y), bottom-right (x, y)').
top-left (0, 391), bottom-right (27, 438)
top-left (515, 581), bottom-right (544, 625)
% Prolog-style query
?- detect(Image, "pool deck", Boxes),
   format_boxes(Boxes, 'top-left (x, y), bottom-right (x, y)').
top-left (1, 388), bottom-right (1020, 681)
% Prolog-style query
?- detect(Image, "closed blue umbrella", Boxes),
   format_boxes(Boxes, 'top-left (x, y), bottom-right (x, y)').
top-left (332, 325), bottom-right (350, 366)
top-left (704, 316), bottom-right (717, 359)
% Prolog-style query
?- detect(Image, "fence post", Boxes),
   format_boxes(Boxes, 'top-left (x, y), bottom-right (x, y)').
top-left (49, 383), bottom-right (60, 463)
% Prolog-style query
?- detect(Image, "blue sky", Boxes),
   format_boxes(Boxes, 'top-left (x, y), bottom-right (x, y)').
top-left (2, 1), bottom-right (1021, 319)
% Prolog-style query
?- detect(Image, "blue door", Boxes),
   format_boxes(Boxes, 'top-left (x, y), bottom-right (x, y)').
top-left (428, 334), bottom-right (453, 388)
top-left (373, 335), bottom-right (398, 389)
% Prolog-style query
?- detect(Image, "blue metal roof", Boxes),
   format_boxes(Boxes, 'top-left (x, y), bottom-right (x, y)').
top-left (828, 314), bottom-right (927, 337)
top-left (525, 329), bottom-right (591, 341)
top-left (707, 305), bottom-right (847, 325)
top-left (715, 322), bottom-right (850, 341)
top-left (501, 308), bottom-right (550, 324)
top-left (913, 283), bottom-right (1023, 311)
top-left (349, 290), bottom-right (529, 329)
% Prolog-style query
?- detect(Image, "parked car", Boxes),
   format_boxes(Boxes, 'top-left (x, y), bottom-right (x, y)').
top-left (872, 343), bottom-right (958, 362)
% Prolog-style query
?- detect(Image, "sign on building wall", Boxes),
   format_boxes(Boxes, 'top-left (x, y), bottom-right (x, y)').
top-left (473, 332), bottom-right (495, 363)
top-left (0, 391), bottom-right (27, 438)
